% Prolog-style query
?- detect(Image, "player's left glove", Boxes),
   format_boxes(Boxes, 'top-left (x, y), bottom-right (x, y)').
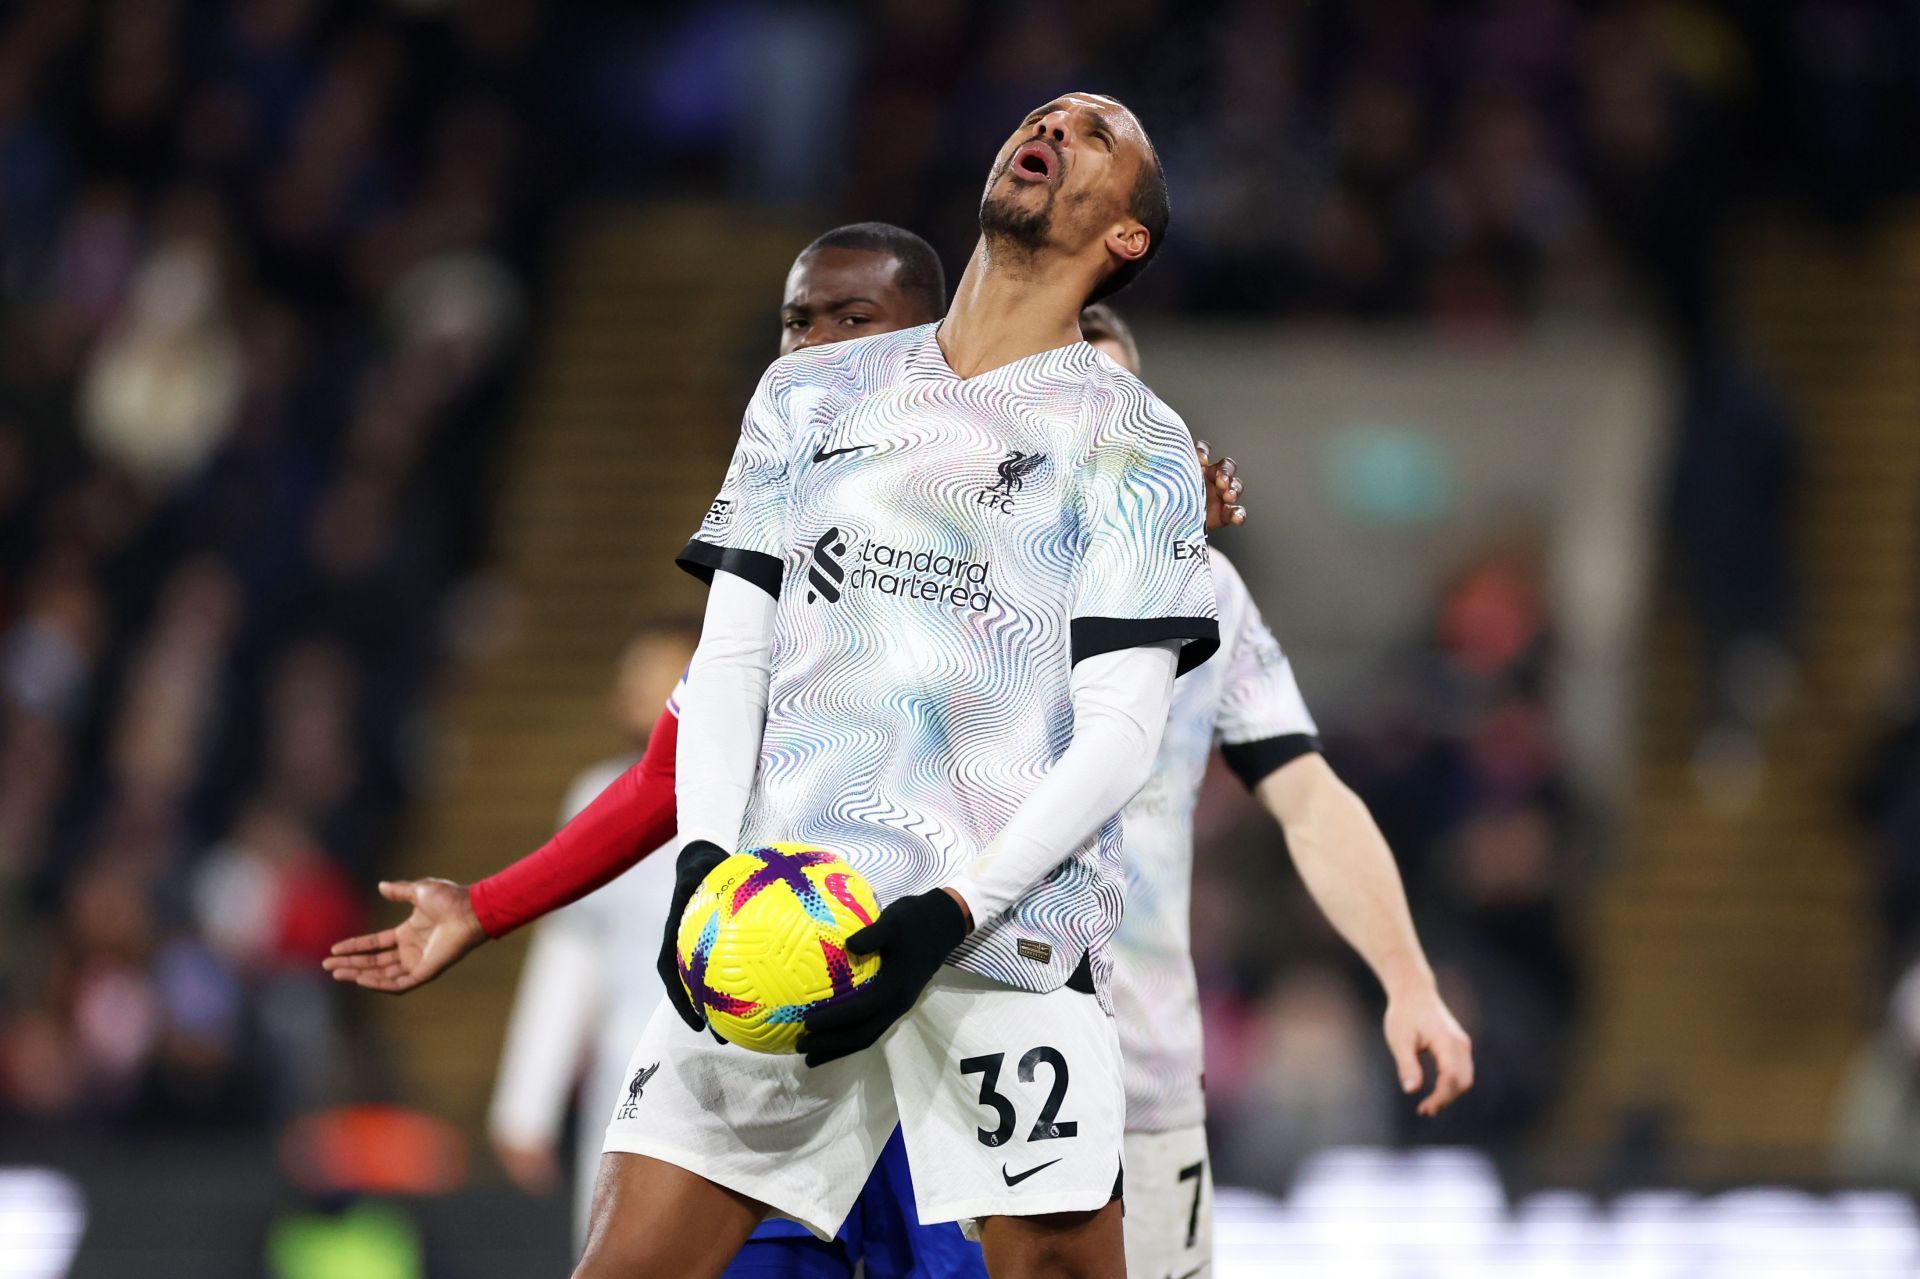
top-left (799, 889), bottom-right (968, 1067)
top-left (658, 838), bottom-right (729, 1032)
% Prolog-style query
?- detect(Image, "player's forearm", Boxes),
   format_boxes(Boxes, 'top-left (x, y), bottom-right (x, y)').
top-left (1257, 754), bottom-right (1435, 996)
top-left (677, 570), bottom-right (775, 851)
top-left (469, 708), bottom-right (680, 937)
top-left (950, 642), bottom-right (1178, 929)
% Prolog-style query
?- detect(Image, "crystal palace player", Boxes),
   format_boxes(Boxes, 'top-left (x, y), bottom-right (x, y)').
top-left (1078, 305), bottom-right (1474, 1278)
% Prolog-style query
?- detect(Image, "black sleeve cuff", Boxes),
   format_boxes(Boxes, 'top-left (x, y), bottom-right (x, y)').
top-left (677, 539), bottom-right (783, 598)
top-left (1220, 733), bottom-right (1322, 790)
top-left (1070, 615), bottom-right (1220, 677)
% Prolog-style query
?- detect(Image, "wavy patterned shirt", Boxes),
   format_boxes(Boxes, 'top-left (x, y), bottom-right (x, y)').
top-left (678, 323), bottom-right (1218, 1007)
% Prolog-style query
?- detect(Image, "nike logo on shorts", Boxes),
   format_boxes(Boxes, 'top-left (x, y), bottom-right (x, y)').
top-left (1001, 1158), bottom-right (1062, 1187)
top-left (811, 444), bottom-right (874, 462)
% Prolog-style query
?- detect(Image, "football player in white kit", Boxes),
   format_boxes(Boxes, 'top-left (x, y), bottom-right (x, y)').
top-left (596, 92), bottom-right (1218, 1278)
top-left (1078, 304), bottom-right (1474, 1279)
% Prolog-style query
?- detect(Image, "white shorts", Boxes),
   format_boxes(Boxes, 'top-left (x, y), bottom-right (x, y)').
top-left (603, 965), bottom-right (1124, 1238)
top-left (1123, 1124), bottom-right (1212, 1278)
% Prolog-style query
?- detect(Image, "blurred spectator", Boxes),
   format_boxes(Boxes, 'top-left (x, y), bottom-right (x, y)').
top-left (80, 224), bottom-right (242, 490)
top-left (1211, 964), bottom-right (1396, 1194)
top-left (1671, 341), bottom-right (1801, 792)
top-left (1853, 685), bottom-right (1920, 972)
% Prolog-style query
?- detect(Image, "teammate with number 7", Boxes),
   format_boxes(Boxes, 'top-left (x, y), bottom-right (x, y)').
top-left (1078, 305), bottom-right (1474, 1277)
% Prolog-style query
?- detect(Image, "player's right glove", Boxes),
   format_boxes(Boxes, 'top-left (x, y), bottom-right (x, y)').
top-left (658, 838), bottom-right (729, 1031)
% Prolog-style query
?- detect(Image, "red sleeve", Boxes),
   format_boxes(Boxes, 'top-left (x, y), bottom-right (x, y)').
top-left (469, 706), bottom-right (680, 938)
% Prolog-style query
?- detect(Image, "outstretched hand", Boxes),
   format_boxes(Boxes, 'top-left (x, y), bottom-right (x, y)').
top-left (1197, 440), bottom-right (1245, 531)
top-left (323, 878), bottom-right (488, 994)
top-left (1383, 979), bottom-right (1475, 1118)
top-left (799, 888), bottom-right (969, 1067)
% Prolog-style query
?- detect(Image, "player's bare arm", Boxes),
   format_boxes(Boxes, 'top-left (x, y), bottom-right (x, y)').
top-left (1257, 752), bottom-right (1475, 1116)
top-left (327, 690), bottom-right (683, 991)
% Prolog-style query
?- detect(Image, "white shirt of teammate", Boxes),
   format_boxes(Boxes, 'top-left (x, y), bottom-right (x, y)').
top-left (1113, 549), bottom-right (1319, 1132)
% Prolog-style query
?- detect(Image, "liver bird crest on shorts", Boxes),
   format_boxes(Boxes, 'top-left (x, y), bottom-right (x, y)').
top-left (618, 1061), bottom-right (659, 1118)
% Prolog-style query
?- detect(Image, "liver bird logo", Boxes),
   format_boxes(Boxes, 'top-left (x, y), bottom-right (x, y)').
top-left (990, 451), bottom-right (1047, 496)
top-left (625, 1062), bottom-right (658, 1109)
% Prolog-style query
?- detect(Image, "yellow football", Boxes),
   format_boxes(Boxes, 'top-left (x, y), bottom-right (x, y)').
top-left (674, 843), bottom-right (883, 1053)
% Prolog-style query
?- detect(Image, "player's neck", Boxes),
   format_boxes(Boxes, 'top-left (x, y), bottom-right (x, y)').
top-left (937, 238), bottom-right (1090, 379)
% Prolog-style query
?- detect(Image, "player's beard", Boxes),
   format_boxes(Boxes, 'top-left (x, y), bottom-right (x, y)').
top-left (979, 170), bottom-right (1057, 252)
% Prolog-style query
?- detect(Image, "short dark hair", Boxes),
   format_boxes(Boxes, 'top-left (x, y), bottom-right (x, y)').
top-left (1086, 141), bottom-right (1169, 305)
top-left (1079, 302), bottom-right (1139, 372)
top-left (800, 222), bottom-right (946, 321)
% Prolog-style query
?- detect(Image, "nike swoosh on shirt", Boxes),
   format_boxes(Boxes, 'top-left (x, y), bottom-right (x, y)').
top-left (1001, 1158), bottom-right (1063, 1187)
top-left (811, 444), bottom-right (875, 462)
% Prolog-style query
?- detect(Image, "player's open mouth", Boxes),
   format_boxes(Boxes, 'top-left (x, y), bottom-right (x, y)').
top-left (1010, 140), bottom-right (1058, 184)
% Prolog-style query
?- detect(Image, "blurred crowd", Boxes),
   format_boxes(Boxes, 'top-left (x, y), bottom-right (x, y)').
top-left (636, 0), bottom-right (1920, 770)
top-left (0, 0), bottom-right (561, 1130)
top-left (637, 1), bottom-right (1919, 326)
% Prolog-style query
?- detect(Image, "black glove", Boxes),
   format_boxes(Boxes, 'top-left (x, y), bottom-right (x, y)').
top-left (659, 839), bottom-right (729, 1032)
top-left (800, 889), bottom-right (969, 1067)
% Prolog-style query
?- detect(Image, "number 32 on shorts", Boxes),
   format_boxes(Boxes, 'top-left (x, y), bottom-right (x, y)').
top-left (959, 1047), bottom-right (1075, 1147)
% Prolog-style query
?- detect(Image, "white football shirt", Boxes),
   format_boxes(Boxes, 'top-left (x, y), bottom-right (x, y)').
top-left (1113, 550), bottom-right (1320, 1131)
top-left (679, 323), bottom-right (1219, 1006)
